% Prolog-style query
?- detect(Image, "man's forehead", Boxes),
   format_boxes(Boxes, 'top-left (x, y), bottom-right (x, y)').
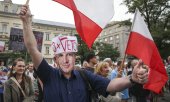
top-left (55, 52), bottom-right (76, 56)
top-left (16, 61), bottom-right (25, 65)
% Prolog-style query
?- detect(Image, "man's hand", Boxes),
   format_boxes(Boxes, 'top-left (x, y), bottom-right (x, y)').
top-left (19, 5), bottom-right (32, 23)
top-left (131, 60), bottom-right (149, 84)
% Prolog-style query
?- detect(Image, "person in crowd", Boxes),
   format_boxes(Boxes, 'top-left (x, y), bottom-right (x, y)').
top-left (3, 58), bottom-right (34, 102)
top-left (33, 71), bottom-right (43, 102)
top-left (126, 61), bottom-right (133, 76)
top-left (26, 62), bottom-right (35, 81)
top-left (103, 58), bottom-right (114, 70)
top-left (166, 56), bottom-right (170, 92)
top-left (84, 52), bottom-right (98, 73)
top-left (20, 4), bottom-right (148, 102)
top-left (111, 61), bottom-right (129, 102)
top-left (0, 60), bottom-right (4, 67)
top-left (95, 62), bottom-right (110, 78)
top-left (103, 58), bottom-right (114, 79)
top-left (0, 68), bottom-right (8, 102)
top-left (0, 60), bottom-right (7, 71)
top-left (167, 56), bottom-right (170, 65)
top-left (95, 61), bottom-right (121, 102)
top-left (52, 56), bottom-right (58, 68)
top-left (129, 59), bottom-right (150, 102)
top-left (27, 62), bottom-right (44, 102)
top-left (82, 61), bottom-right (89, 68)
top-left (74, 65), bottom-right (81, 70)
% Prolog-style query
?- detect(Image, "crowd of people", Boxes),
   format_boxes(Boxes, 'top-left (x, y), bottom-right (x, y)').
top-left (0, 54), bottom-right (170, 102)
top-left (0, 4), bottom-right (169, 102)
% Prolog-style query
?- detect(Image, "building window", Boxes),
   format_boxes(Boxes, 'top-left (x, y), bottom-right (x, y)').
top-left (45, 46), bottom-right (50, 55)
top-left (46, 34), bottom-right (49, 40)
top-left (117, 36), bottom-right (119, 39)
top-left (2, 24), bottom-right (7, 33)
top-left (53, 33), bottom-right (58, 37)
top-left (104, 31), bottom-right (106, 35)
top-left (116, 35), bottom-right (119, 39)
top-left (110, 37), bottom-right (113, 40)
top-left (109, 29), bottom-right (112, 33)
top-left (105, 38), bottom-right (107, 42)
top-left (58, 33), bottom-right (62, 36)
top-left (115, 28), bottom-right (117, 32)
top-left (4, 5), bottom-right (8, 12)
top-left (13, 23), bottom-right (21, 28)
top-left (45, 32), bottom-right (50, 41)
top-left (115, 42), bottom-right (119, 48)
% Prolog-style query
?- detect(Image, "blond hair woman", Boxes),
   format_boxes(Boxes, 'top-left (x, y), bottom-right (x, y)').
top-left (95, 62), bottom-right (121, 102)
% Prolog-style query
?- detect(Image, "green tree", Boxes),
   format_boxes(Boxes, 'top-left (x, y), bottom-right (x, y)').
top-left (75, 34), bottom-right (120, 63)
top-left (75, 34), bottom-right (90, 64)
top-left (92, 42), bottom-right (120, 61)
top-left (0, 51), bottom-right (31, 65)
top-left (123, 0), bottom-right (170, 58)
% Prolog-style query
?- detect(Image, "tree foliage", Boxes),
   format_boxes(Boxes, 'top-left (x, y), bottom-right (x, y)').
top-left (123, 0), bottom-right (170, 58)
top-left (0, 51), bottom-right (31, 65)
top-left (75, 35), bottom-right (120, 63)
top-left (92, 42), bottom-right (120, 61)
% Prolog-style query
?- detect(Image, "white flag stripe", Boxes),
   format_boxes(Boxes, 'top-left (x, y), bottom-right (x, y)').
top-left (74, 0), bottom-right (114, 28)
top-left (132, 9), bottom-right (153, 40)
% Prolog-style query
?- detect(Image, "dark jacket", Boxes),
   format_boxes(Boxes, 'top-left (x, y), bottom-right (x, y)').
top-left (3, 76), bottom-right (34, 102)
top-left (130, 83), bottom-right (150, 97)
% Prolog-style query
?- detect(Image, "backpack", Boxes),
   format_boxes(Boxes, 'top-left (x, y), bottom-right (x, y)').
top-left (78, 69), bottom-right (101, 102)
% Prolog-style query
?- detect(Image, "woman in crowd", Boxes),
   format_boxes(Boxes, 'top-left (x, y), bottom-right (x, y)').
top-left (95, 61), bottom-right (121, 102)
top-left (4, 58), bottom-right (34, 102)
top-left (111, 61), bottom-right (129, 102)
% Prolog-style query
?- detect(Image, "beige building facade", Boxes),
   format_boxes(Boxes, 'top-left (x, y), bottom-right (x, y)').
top-left (98, 21), bottom-right (131, 59)
top-left (0, 0), bottom-right (76, 64)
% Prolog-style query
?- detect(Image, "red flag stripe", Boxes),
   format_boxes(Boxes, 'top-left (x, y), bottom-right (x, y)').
top-left (53, 0), bottom-right (113, 48)
top-left (73, 10), bottom-right (102, 48)
top-left (126, 32), bottom-right (168, 93)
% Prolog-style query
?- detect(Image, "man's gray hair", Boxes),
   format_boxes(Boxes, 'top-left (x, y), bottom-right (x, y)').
top-left (103, 58), bottom-right (112, 62)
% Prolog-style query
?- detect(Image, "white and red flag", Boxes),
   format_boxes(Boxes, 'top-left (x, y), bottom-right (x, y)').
top-left (125, 9), bottom-right (168, 93)
top-left (53, 0), bottom-right (114, 48)
top-left (0, 41), bottom-right (5, 52)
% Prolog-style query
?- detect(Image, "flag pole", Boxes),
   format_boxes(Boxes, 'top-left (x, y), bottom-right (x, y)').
top-left (117, 8), bottom-right (139, 78)
top-left (117, 54), bottom-right (126, 78)
top-left (117, 9), bottom-right (139, 78)
top-left (26, 0), bottom-right (30, 5)
top-left (131, 8), bottom-right (138, 30)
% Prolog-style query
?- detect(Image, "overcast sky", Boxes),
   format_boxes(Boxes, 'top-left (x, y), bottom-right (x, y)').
top-left (2, 0), bottom-right (133, 24)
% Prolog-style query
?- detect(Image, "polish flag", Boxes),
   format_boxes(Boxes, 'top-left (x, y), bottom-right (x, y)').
top-left (53, 0), bottom-right (114, 48)
top-left (125, 9), bottom-right (168, 93)
top-left (0, 41), bottom-right (5, 52)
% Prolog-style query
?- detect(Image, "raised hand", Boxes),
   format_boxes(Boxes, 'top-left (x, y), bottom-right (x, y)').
top-left (131, 60), bottom-right (149, 84)
top-left (19, 0), bottom-right (32, 23)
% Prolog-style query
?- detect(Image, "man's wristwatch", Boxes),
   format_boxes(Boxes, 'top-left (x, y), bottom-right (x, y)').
top-left (129, 75), bottom-right (136, 86)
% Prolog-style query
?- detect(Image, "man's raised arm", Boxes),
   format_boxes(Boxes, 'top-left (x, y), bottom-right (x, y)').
top-left (20, 5), bottom-right (42, 69)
